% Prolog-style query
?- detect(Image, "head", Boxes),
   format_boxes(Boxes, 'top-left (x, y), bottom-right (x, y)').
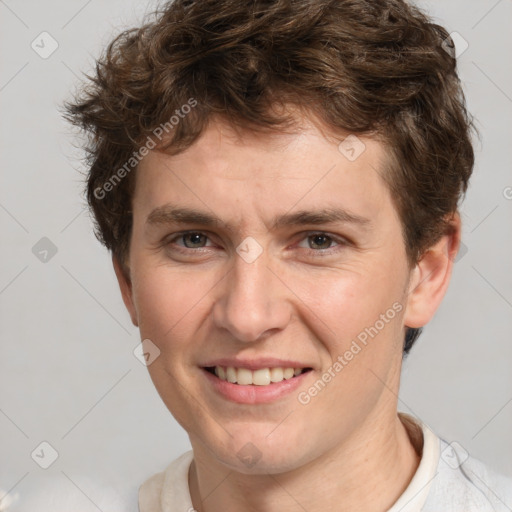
top-left (64, 0), bottom-right (473, 473)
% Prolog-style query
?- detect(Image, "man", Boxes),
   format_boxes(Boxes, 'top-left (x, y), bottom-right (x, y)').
top-left (64, 0), bottom-right (512, 510)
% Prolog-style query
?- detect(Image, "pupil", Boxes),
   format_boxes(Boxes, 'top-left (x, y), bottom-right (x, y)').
top-left (185, 233), bottom-right (204, 248)
top-left (311, 234), bottom-right (330, 249)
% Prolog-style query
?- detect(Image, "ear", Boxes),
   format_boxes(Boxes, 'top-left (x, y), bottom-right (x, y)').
top-left (112, 254), bottom-right (139, 327)
top-left (403, 212), bottom-right (462, 329)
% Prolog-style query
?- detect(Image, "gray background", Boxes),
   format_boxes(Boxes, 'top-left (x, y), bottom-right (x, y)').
top-left (1, 0), bottom-right (511, 508)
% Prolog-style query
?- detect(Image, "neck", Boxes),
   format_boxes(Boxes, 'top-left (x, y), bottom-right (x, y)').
top-left (189, 409), bottom-right (421, 512)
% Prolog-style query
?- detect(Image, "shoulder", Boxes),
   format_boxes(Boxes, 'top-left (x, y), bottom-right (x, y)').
top-left (394, 413), bottom-right (512, 512)
top-left (138, 470), bottom-right (166, 512)
top-left (139, 451), bottom-right (194, 512)
top-left (424, 438), bottom-right (512, 512)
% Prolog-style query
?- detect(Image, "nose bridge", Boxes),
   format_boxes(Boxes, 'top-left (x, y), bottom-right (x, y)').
top-left (213, 245), bottom-right (289, 342)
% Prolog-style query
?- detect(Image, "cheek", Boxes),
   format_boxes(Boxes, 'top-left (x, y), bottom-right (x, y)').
top-left (291, 263), bottom-right (403, 346)
top-left (131, 267), bottom-right (198, 346)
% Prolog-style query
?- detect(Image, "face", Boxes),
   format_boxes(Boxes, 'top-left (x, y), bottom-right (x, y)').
top-left (114, 113), bottom-right (454, 474)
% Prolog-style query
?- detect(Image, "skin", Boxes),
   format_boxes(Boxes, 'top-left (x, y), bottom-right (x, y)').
top-left (113, 112), bottom-right (461, 511)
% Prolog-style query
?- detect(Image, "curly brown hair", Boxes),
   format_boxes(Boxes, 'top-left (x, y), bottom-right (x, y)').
top-left (63, 0), bottom-right (475, 354)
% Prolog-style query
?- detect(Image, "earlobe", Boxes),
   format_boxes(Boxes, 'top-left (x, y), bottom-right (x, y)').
top-left (112, 254), bottom-right (139, 327)
top-left (403, 213), bottom-right (461, 329)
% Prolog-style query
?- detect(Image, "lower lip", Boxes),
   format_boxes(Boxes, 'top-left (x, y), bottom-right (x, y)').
top-left (202, 368), bottom-right (311, 404)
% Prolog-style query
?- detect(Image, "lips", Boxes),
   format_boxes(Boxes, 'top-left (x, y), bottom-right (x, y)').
top-left (201, 364), bottom-right (313, 404)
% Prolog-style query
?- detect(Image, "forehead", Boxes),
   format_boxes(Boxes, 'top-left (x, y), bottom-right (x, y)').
top-left (134, 115), bottom-right (397, 232)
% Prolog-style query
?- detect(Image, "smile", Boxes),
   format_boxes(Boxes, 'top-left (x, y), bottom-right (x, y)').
top-left (201, 365), bottom-right (314, 404)
top-left (205, 366), bottom-right (312, 386)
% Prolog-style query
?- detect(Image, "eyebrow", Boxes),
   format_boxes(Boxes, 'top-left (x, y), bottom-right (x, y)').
top-left (145, 204), bottom-right (372, 232)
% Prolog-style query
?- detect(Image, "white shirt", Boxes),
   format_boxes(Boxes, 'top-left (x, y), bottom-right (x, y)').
top-left (139, 413), bottom-right (512, 511)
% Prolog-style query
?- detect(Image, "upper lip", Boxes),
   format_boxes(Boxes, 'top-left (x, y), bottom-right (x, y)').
top-left (201, 357), bottom-right (313, 371)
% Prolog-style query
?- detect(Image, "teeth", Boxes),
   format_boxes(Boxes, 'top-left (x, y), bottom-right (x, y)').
top-left (226, 366), bottom-right (237, 383)
top-left (283, 368), bottom-right (294, 379)
top-left (270, 367), bottom-right (283, 382)
top-left (237, 368), bottom-right (253, 385)
top-left (253, 368), bottom-right (271, 386)
top-left (213, 366), bottom-right (305, 385)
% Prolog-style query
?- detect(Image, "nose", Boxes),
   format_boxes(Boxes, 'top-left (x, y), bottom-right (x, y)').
top-left (212, 249), bottom-right (291, 343)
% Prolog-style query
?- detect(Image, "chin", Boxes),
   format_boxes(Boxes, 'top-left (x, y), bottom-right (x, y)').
top-left (217, 448), bottom-right (307, 475)
top-left (202, 425), bottom-right (313, 475)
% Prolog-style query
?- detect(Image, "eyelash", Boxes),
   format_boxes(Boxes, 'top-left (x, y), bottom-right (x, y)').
top-left (163, 231), bottom-right (348, 257)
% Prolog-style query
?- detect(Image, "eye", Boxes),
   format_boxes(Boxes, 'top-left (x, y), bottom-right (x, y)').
top-left (167, 231), bottom-right (214, 251)
top-left (296, 232), bottom-right (347, 254)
